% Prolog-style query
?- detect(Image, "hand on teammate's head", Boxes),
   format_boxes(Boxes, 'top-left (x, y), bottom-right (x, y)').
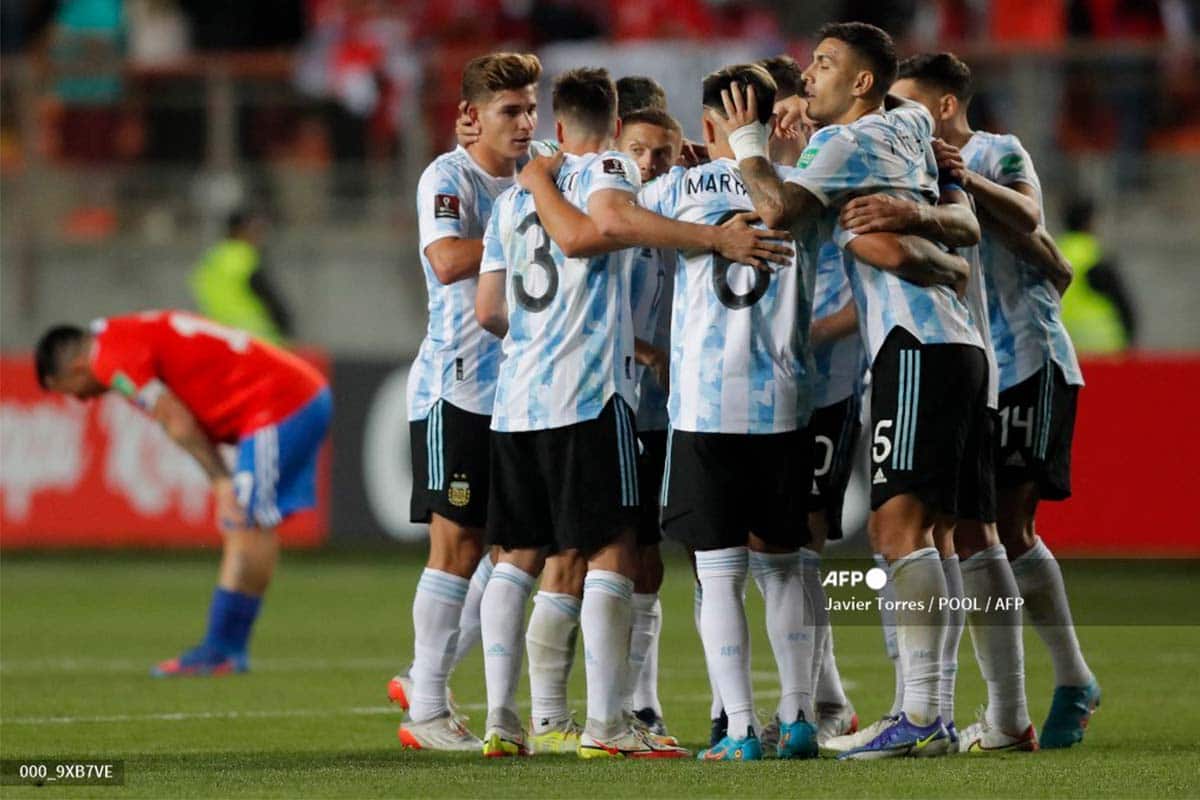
top-left (455, 100), bottom-right (481, 148)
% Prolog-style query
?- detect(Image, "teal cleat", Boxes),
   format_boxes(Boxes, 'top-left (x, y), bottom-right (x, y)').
top-left (1040, 680), bottom-right (1101, 749)
top-left (777, 715), bottom-right (819, 759)
top-left (698, 730), bottom-right (764, 761)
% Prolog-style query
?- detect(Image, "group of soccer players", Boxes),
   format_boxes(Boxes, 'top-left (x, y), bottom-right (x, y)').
top-left (32, 18), bottom-right (1101, 764)
top-left (386, 20), bottom-right (1102, 762)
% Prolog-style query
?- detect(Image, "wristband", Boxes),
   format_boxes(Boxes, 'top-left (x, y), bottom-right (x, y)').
top-left (728, 122), bottom-right (768, 163)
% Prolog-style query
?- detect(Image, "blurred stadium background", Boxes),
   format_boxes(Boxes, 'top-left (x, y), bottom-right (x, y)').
top-left (1, 0), bottom-right (1198, 552)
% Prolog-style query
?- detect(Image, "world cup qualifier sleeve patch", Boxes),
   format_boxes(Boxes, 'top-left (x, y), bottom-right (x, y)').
top-left (603, 158), bottom-right (625, 175)
top-left (434, 193), bottom-right (461, 219)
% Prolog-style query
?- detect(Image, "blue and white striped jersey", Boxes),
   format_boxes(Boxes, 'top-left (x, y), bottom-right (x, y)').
top-left (638, 158), bottom-right (815, 435)
top-left (811, 241), bottom-right (867, 409)
top-left (788, 105), bottom-right (984, 362)
top-left (963, 240), bottom-right (1000, 409)
top-left (481, 151), bottom-right (641, 432)
top-left (407, 146), bottom-right (511, 421)
top-left (961, 131), bottom-right (1083, 389)
top-left (629, 244), bottom-right (672, 432)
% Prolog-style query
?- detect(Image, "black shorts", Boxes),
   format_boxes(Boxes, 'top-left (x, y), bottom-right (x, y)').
top-left (636, 429), bottom-right (668, 547)
top-left (995, 362), bottom-right (1078, 501)
top-left (486, 396), bottom-right (640, 556)
top-left (869, 328), bottom-right (989, 517)
top-left (806, 393), bottom-right (863, 540)
top-left (661, 428), bottom-right (812, 552)
top-left (410, 399), bottom-right (490, 528)
top-left (956, 408), bottom-right (998, 523)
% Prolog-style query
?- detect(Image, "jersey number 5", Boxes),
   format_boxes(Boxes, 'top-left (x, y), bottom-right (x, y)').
top-left (712, 210), bottom-right (770, 310)
top-left (513, 211), bottom-right (558, 312)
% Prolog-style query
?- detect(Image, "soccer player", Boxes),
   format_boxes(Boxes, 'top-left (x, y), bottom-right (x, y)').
top-left (396, 52), bottom-right (543, 752)
top-left (718, 22), bottom-right (992, 759)
top-left (618, 105), bottom-right (683, 736)
top-left (892, 52), bottom-right (1098, 751)
top-left (758, 54), bottom-right (863, 748)
top-left (34, 311), bottom-right (330, 676)
top-left (475, 66), bottom-right (789, 759)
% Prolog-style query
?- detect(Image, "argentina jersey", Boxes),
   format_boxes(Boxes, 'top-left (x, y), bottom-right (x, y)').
top-left (788, 105), bottom-right (984, 361)
top-left (962, 131), bottom-right (1083, 390)
top-left (629, 244), bottom-right (672, 432)
top-left (638, 158), bottom-right (814, 435)
top-left (408, 146), bottom-right (512, 421)
top-left (962, 240), bottom-right (1000, 409)
top-left (482, 151), bottom-right (641, 433)
top-left (812, 241), bottom-right (867, 408)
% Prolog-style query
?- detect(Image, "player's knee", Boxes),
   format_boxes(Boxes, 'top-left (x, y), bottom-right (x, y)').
top-left (634, 546), bottom-right (664, 594)
top-left (806, 512), bottom-right (828, 553)
top-left (427, 516), bottom-right (484, 577)
top-left (543, 551), bottom-right (586, 595)
top-left (954, 518), bottom-right (999, 559)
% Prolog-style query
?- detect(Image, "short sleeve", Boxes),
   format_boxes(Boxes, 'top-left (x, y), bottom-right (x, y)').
top-left (636, 166), bottom-right (685, 218)
top-left (89, 321), bottom-right (163, 411)
top-left (785, 126), bottom-right (864, 208)
top-left (417, 159), bottom-right (471, 251)
top-left (480, 196), bottom-right (508, 275)
top-left (581, 152), bottom-right (641, 205)
top-left (987, 136), bottom-right (1039, 191)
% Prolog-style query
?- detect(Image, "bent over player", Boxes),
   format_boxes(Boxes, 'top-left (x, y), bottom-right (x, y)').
top-left (35, 310), bottom-right (331, 676)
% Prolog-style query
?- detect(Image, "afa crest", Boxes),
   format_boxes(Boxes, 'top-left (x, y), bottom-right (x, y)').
top-left (448, 474), bottom-right (471, 507)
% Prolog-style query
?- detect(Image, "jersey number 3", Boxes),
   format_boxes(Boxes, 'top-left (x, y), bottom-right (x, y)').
top-left (514, 211), bottom-right (558, 312)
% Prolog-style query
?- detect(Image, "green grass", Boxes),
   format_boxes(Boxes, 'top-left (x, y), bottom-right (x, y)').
top-left (1, 549), bottom-right (1197, 798)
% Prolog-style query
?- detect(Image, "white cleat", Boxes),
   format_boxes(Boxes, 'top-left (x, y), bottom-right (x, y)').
top-left (578, 723), bottom-right (690, 760)
top-left (822, 715), bottom-right (897, 755)
top-left (959, 712), bottom-right (1039, 754)
top-left (398, 712), bottom-right (482, 752)
top-left (817, 701), bottom-right (860, 746)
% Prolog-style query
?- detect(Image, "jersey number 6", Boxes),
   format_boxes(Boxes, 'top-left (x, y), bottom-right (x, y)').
top-left (712, 210), bottom-right (770, 310)
top-left (513, 211), bottom-right (559, 312)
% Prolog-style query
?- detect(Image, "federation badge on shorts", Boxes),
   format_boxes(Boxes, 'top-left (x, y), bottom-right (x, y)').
top-left (434, 193), bottom-right (461, 219)
top-left (448, 474), bottom-right (471, 507)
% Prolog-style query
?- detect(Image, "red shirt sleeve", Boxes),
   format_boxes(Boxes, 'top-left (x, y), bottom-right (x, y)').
top-left (90, 321), bottom-right (161, 410)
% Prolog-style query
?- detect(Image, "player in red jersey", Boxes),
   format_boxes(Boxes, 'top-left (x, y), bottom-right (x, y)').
top-left (34, 310), bottom-right (332, 676)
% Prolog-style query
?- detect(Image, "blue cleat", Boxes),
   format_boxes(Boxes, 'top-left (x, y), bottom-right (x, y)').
top-left (777, 714), bottom-right (819, 759)
top-left (1040, 680), bottom-right (1101, 749)
top-left (698, 729), bottom-right (763, 761)
top-left (151, 643), bottom-right (248, 677)
top-left (838, 712), bottom-right (949, 760)
top-left (709, 709), bottom-right (728, 748)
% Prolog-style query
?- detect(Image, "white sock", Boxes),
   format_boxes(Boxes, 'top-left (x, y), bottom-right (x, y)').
top-left (891, 547), bottom-right (948, 726)
top-left (749, 550), bottom-right (813, 723)
top-left (695, 583), bottom-right (723, 720)
top-left (581, 570), bottom-right (634, 737)
top-left (480, 563), bottom-right (535, 725)
top-left (409, 568), bottom-right (469, 722)
top-left (629, 593), bottom-right (662, 715)
top-left (816, 623), bottom-right (850, 709)
top-left (941, 554), bottom-right (965, 725)
top-left (696, 548), bottom-right (755, 739)
top-left (1011, 536), bottom-right (1093, 688)
top-left (452, 552), bottom-right (494, 668)
top-left (527, 591), bottom-right (580, 732)
top-left (962, 544), bottom-right (1032, 733)
top-left (876, 553), bottom-right (904, 717)
top-left (799, 548), bottom-right (829, 710)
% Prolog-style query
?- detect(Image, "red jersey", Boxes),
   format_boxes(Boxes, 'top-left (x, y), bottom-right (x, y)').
top-left (89, 311), bottom-right (326, 443)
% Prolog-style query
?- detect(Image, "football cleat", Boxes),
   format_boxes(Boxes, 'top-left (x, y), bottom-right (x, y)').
top-left (628, 710), bottom-right (680, 747)
top-left (531, 716), bottom-right (584, 754)
top-left (697, 730), bottom-right (763, 762)
top-left (822, 715), bottom-right (897, 755)
top-left (150, 644), bottom-right (248, 678)
top-left (481, 710), bottom-right (531, 758)
top-left (759, 718), bottom-right (780, 755)
top-left (578, 724), bottom-right (690, 760)
top-left (816, 701), bottom-right (859, 745)
top-left (1040, 680), bottom-right (1101, 749)
top-left (386, 673), bottom-right (412, 709)
top-left (709, 709), bottom-right (729, 748)
top-left (959, 711), bottom-right (1039, 754)
top-left (777, 714), bottom-right (819, 759)
top-left (633, 707), bottom-right (669, 738)
top-left (923, 720), bottom-right (958, 756)
top-left (398, 713), bottom-right (482, 752)
top-left (837, 712), bottom-right (949, 760)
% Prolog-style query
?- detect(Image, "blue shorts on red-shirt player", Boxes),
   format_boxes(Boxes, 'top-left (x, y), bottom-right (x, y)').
top-left (234, 388), bottom-right (332, 528)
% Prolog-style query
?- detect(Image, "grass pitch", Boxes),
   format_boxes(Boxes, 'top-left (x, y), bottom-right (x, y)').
top-left (1, 549), bottom-right (1197, 798)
